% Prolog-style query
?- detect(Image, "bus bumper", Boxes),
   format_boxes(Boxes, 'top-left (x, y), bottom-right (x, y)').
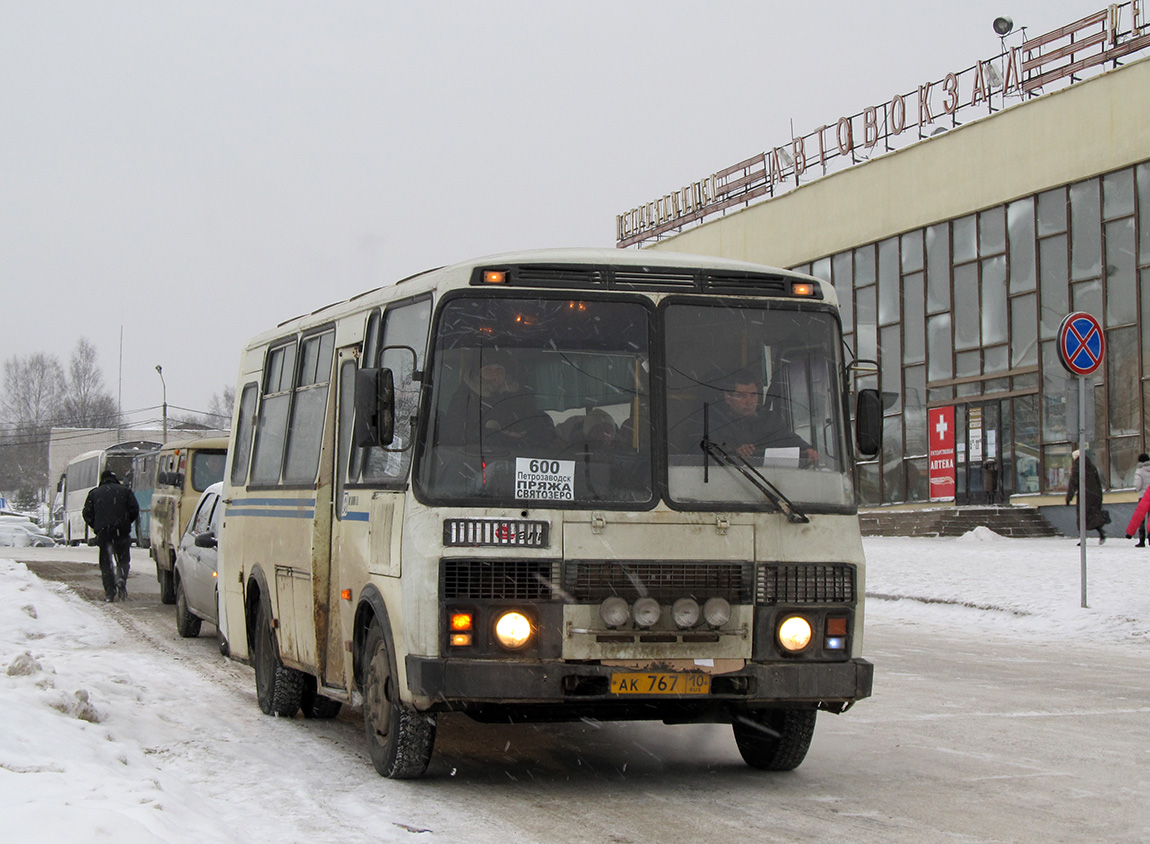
top-left (407, 655), bottom-right (873, 709)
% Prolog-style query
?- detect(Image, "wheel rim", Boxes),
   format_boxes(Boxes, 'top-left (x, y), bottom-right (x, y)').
top-left (365, 646), bottom-right (392, 741)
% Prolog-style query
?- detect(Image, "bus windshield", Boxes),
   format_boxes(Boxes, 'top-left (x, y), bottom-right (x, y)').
top-left (418, 295), bottom-right (653, 505)
top-left (665, 302), bottom-right (852, 510)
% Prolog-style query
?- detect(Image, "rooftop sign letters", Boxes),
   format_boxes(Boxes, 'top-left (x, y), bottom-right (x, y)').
top-left (617, 2), bottom-right (1150, 248)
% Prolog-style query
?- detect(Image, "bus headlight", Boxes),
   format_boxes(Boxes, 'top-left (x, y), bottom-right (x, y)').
top-left (494, 611), bottom-right (533, 650)
top-left (600, 596), bottom-right (631, 628)
top-left (633, 597), bottom-right (661, 628)
top-left (778, 616), bottom-right (813, 652)
top-left (672, 597), bottom-right (700, 629)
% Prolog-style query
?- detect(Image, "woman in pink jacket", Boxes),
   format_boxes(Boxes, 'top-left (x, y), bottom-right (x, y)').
top-left (1125, 483), bottom-right (1150, 542)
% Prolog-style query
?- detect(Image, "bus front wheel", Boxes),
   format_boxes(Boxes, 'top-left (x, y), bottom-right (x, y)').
top-left (731, 708), bottom-right (817, 771)
top-left (362, 621), bottom-right (435, 779)
top-left (252, 599), bottom-right (304, 717)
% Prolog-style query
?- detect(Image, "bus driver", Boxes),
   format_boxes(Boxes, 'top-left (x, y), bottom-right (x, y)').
top-left (710, 377), bottom-right (818, 465)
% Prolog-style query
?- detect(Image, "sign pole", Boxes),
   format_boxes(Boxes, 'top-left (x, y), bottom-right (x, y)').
top-left (1078, 375), bottom-right (1088, 608)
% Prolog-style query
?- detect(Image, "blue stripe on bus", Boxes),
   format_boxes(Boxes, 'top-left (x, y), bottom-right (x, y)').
top-left (230, 497), bottom-right (317, 507)
top-left (343, 511), bottom-right (370, 521)
top-left (228, 507), bottom-right (316, 519)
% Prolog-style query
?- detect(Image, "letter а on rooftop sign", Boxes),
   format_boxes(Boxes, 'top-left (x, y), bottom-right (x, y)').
top-left (1057, 312), bottom-right (1105, 376)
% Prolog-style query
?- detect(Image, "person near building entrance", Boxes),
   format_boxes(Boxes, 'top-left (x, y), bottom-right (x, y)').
top-left (1133, 453), bottom-right (1150, 547)
top-left (1065, 450), bottom-right (1106, 545)
top-left (82, 470), bottom-right (140, 602)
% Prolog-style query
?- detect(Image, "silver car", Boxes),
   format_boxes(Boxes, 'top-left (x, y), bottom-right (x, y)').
top-left (173, 482), bottom-right (222, 638)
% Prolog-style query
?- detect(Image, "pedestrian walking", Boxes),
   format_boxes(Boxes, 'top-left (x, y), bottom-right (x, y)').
top-left (82, 470), bottom-right (139, 602)
top-left (1134, 453), bottom-right (1150, 547)
top-left (1066, 450), bottom-right (1106, 545)
top-left (1125, 483), bottom-right (1150, 545)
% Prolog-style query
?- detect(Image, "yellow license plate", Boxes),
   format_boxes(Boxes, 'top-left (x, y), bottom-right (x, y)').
top-left (610, 672), bottom-right (711, 695)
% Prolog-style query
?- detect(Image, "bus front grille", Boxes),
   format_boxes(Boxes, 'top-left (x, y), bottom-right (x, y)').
top-left (441, 560), bottom-right (560, 601)
top-left (563, 561), bottom-right (754, 603)
top-left (756, 563), bottom-right (856, 604)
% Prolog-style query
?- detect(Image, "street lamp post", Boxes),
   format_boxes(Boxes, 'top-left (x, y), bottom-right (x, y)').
top-left (155, 365), bottom-right (167, 441)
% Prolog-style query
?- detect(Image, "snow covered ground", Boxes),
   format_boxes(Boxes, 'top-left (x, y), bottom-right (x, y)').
top-left (2, 531), bottom-right (1148, 842)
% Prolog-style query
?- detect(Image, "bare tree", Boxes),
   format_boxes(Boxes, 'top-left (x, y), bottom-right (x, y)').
top-left (59, 338), bottom-right (119, 428)
top-left (0, 352), bottom-right (66, 494)
top-left (208, 386), bottom-right (235, 428)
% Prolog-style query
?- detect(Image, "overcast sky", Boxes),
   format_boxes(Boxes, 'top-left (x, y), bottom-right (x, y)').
top-left (1, 1), bottom-right (1100, 427)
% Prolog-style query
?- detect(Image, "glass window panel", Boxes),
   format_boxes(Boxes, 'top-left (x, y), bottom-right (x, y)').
top-left (1140, 162), bottom-right (1150, 264)
top-left (1037, 187), bottom-right (1067, 236)
top-left (1044, 443), bottom-right (1072, 493)
top-left (1069, 178), bottom-right (1102, 281)
top-left (250, 394), bottom-right (290, 484)
top-left (878, 238), bottom-right (900, 325)
top-left (984, 345), bottom-right (1008, 375)
top-left (925, 223), bottom-right (951, 314)
top-left (903, 272), bottom-right (925, 364)
top-left (283, 387), bottom-right (328, 483)
top-left (230, 383), bottom-right (258, 486)
top-left (880, 326), bottom-right (901, 414)
top-left (810, 257), bottom-right (831, 282)
top-left (1013, 394), bottom-right (1040, 494)
top-left (1041, 340), bottom-right (1070, 442)
top-left (1104, 218), bottom-right (1136, 327)
top-left (979, 206), bottom-right (1006, 256)
top-left (1007, 198), bottom-right (1036, 295)
top-left (1010, 294), bottom-right (1038, 368)
top-left (855, 285), bottom-right (877, 362)
top-left (905, 457), bottom-right (929, 502)
top-left (981, 255), bottom-right (1008, 345)
top-left (1102, 168), bottom-right (1135, 220)
top-left (1039, 235), bottom-right (1068, 339)
top-left (1072, 280), bottom-right (1102, 318)
top-left (954, 263), bottom-right (980, 349)
top-left (956, 350), bottom-right (981, 378)
top-left (1109, 436), bottom-right (1139, 489)
top-left (984, 377), bottom-right (1009, 393)
top-left (792, 263), bottom-right (811, 276)
top-left (928, 386), bottom-right (954, 402)
top-left (956, 381), bottom-right (981, 398)
top-left (1107, 326), bottom-right (1139, 436)
top-left (903, 365), bottom-right (927, 456)
top-left (882, 423), bottom-right (904, 504)
top-left (854, 244), bottom-right (876, 288)
top-left (927, 313), bottom-right (952, 381)
top-left (953, 215), bottom-right (978, 264)
top-left (902, 230), bottom-right (924, 273)
top-left (1013, 372), bottom-right (1039, 391)
top-left (832, 252), bottom-right (854, 331)
top-left (857, 461), bottom-right (880, 507)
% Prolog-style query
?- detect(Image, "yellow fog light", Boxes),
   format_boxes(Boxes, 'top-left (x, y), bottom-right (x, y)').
top-left (778, 616), bottom-right (813, 652)
top-left (494, 611), bottom-right (533, 650)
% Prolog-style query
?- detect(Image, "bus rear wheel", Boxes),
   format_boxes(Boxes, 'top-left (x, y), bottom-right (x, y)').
top-left (362, 621), bottom-right (435, 778)
top-left (157, 562), bottom-right (176, 605)
top-left (252, 599), bottom-right (304, 717)
top-left (732, 708), bottom-right (817, 771)
top-left (301, 681), bottom-right (343, 719)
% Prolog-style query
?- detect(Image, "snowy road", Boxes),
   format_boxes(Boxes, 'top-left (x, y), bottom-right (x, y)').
top-left (4, 538), bottom-right (1150, 843)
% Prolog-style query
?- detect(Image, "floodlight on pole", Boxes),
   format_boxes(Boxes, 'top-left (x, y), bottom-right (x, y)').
top-left (993, 16), bottom-right (1013, 36)
top-left (155, 365), bottom-right (167, 442)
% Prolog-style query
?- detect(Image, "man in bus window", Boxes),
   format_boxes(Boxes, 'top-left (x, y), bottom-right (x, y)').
top-left (438, 353), bottom-right (556, 451)
top-left (709, 376), bottom-right (818, 465)
top-left (82, 470), bottom-right (140, 602)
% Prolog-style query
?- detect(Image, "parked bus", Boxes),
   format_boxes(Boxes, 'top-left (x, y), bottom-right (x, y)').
top-left (130, 447), bottom-right (161, 548)
top-left (62, 441), bottom-right (162, 545)
top-left (219, 248), bottom-right (881, 778)
top-left (149, 436), bottom-right (228, 604)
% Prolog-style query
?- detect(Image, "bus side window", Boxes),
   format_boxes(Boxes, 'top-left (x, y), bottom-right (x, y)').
top-left (230, 383), bottom-right (259, 486)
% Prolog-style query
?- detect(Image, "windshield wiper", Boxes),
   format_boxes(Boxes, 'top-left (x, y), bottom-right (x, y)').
top-left (700, 437), bottom-right (810, 524)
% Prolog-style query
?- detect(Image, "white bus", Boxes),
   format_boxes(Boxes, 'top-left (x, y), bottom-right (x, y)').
top-left (62, 440), bottom-right (162, 545)
top-left (219, 248), bottom-right (881, 778)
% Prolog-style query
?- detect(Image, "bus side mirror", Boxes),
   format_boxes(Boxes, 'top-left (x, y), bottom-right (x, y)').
top-left (855, 389), bottom-right (883, 458)
top-left (354, 367), bottom-right (395, 448)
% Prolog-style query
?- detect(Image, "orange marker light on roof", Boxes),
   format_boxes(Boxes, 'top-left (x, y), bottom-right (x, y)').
top-left (791, 282), bottom-right (815, 297)
top-left (483, 270), bottom-right (507, 284)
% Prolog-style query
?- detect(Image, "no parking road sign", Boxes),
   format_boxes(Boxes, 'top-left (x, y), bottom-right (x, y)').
top-left (1057, 312), bottom-right (1105, 376)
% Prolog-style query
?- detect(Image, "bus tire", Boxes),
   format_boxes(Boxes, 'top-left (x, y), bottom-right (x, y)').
top-left (362, 621), bottom-right (435, 779)
top-left (175, 578), bottom-right (202, 638)
top-left (731, 708), bottom-right (817, 771)
top-left (157, 563), bottom-right (176, 605)
top-left (301, 682), bottom-right (343, 720)
top-left (252, 599), bottom-right (304, 718)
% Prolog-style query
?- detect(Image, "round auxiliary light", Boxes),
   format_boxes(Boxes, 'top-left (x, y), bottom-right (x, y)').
top-left (600, 596), bottom-right (631, 628)
top-left (672, 597), bottom-right (701, 629)
top-left (632, 597), bottom-right (662, 629)
top-left (777, 616), bottom-right (813, 653)
top-left (703, 597), bottom-right (732, 628)
top-left (494, 611), bottom-right (533, 650)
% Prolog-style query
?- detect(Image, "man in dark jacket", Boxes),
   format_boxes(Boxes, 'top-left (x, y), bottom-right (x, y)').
top-left (1066, 450), bottom-right (1106, 545)
top-left (82, 470), bottom-right (140, 602)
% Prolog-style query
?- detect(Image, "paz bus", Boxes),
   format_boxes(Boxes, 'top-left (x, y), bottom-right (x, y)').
top-left (62, 440), bottom-right (162, 545)
top-left (218, 248), bottom-right (881, 778)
